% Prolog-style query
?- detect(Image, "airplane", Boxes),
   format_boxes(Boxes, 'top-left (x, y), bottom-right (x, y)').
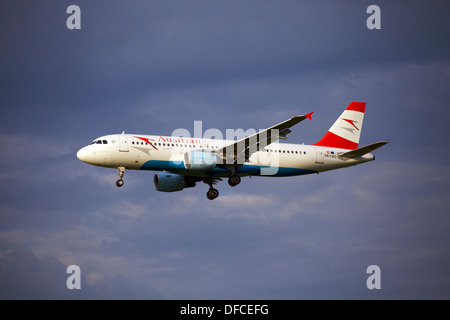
top-left (76, 102), bottom-right (388, 200)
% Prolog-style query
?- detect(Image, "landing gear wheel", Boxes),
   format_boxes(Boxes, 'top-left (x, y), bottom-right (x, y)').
top-left (116, 167), bottom-right (125, 187)
top-left (207, 188), bottom-right (219, 200)
top-left (116, 179), bottom-right (124, 187)
top-left (228, 175), bottom-right (241, 187)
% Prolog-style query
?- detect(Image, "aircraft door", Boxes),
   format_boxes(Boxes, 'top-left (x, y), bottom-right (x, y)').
top-left (315, 147), bottom-right (324, 164)
top-left (118, 134), bottom-right (129, 152)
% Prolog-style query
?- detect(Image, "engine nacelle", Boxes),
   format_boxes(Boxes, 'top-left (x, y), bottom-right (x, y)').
top-left (184, 151), bottom-right (217, 171)
top-left (153, 173), bottom-right (185, 192)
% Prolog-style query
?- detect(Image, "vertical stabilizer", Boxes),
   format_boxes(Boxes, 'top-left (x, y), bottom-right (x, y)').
top-left (314, 102), bottom-right (366, 150)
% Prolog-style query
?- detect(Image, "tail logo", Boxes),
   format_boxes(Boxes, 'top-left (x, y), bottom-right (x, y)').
top-left (341, 118), bottom-right (360, 133)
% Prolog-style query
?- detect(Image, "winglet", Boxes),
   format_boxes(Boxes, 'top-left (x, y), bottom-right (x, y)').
top-left (305, 112), bottom-right (313, 120)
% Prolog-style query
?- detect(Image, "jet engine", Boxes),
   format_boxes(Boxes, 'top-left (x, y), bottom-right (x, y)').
top-left (153, 173), bottom-right (185, 192)
top-left (184, 151), bottom-right (217, 171)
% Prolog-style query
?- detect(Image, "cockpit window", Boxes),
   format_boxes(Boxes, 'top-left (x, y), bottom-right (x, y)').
top-left (88, 139), bottom-right (108, 145)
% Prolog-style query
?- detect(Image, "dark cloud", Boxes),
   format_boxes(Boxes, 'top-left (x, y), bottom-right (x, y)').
top-left (0, 248), bottom-right (162, 299)
top-left (2, 1), bottom-right (449, 136)
top-left (0, 248), bottom-right (91, 299)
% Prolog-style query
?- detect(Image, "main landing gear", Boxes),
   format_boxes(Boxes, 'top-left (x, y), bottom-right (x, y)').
top-left (228, 174), bottom-right (241, 187)
top-left (207, 187), bottom-right (219, 200)
top-left (204, 177), bottom-right (219, 200)
top-left (204, 175), bottom-right (241, 200)
top-left (116, 167), bottom-right (125, 187)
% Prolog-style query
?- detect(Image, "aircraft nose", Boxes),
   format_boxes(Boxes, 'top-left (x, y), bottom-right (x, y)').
top-left (77, 147), bottom-right (89, 162)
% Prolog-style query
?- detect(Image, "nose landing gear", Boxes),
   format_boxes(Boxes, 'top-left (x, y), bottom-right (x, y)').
top-left (116, 167), bottom-right (125, 187)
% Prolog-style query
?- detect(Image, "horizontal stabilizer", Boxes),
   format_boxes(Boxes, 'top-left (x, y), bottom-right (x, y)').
top-left (339, 141), bottom-right (389, 159)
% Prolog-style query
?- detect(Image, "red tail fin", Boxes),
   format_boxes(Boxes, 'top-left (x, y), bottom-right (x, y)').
top-left (314, 102), bottom-right (366, 150)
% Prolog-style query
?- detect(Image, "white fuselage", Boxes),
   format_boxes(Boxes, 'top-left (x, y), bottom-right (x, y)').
top-left (77, 134), bottom-right (374, 178)
top-left (76, 103), bottom-right (386, 200)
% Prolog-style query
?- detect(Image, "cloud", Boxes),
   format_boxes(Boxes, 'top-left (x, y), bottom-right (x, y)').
top-left (0, 134), bottom-right (75, 165)
top-left (0, 248), bottom-right (163, 299)
top-left (0, 248), bottom-right (83, 299)
top-left (213, 193), bottom-right (278, 219)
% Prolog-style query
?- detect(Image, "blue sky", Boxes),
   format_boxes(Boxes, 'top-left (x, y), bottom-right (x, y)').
top-left (0, 0), bottom-right (449, 299)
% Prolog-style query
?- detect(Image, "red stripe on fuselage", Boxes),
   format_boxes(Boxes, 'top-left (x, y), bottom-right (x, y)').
top-left (135, 136), bottom-right (158, 150)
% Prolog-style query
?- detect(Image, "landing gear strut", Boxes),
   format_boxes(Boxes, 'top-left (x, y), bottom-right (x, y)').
top-left (116, 167), bottom-right (125, 187)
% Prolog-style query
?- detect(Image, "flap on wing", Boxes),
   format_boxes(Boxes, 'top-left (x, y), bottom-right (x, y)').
top-left (279, 128), bottom-right (292, 140)
top-left (339, 141), bottom-right (389, 159)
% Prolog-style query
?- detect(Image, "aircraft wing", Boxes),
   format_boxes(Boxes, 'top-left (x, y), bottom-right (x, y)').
top-left (216, 112), bottom-right (313, 165)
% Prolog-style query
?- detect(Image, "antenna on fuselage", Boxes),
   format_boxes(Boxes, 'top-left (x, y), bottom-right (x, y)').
top-left (121, 131), bottom-right (125, 134)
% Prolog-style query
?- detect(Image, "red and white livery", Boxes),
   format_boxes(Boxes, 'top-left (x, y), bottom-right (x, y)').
top-left (77, 102), bottom-right (388, 200)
